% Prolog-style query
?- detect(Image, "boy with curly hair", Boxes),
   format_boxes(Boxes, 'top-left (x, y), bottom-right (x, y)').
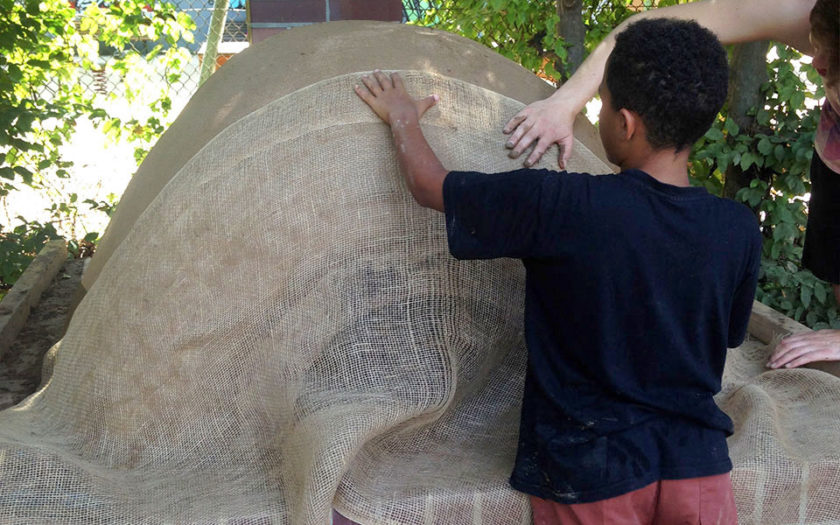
top-left (354, 18), bottom-right (759, 524)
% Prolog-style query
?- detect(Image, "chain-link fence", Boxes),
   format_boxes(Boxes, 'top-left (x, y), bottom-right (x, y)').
top-left (402, 0), bottom-right (430, 22)
top-left (71, 0), bottom-right (432, 101)
top-left (71, 0), bottom-right (658, 105)
top-left (72, 0), bottom-right (248, 100)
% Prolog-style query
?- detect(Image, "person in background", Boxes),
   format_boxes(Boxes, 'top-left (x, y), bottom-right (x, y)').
top-left (502, 0), bottom-right (840, 370)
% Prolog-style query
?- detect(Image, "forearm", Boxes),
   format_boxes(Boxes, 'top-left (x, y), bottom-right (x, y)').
top-left (545, 36), bottom-right (614, 118)
top-left (624, 0), bottom-right (813, 51)
top-left (390, 114), bottom-right (448, 212)
top-left (354, 71), bottom-right (446, 210)
top-left (546, 0), bottom-right (814, 114)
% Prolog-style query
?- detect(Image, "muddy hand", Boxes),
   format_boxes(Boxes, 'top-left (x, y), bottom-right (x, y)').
top-left (503, 97), bottom-right (575, 169)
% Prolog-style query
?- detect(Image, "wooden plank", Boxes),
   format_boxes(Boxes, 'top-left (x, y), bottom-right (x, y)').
top-left (748, 300), bottom-right (808, 344)
top-left (748, 299), bottom-right (840, 378)
top-left (0, 239), bottom-right (67, 359)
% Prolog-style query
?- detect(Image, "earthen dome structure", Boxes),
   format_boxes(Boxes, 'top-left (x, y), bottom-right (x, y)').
top-left (0, 21), bottom-right (837, 525)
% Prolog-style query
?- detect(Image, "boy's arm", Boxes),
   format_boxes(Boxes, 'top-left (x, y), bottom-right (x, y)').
top-left (354, 71), bottom-right (446, 212)
top-left (354, 71), bottom-right (565, 261)
top-left (728, 229), bottom-right (763, 347)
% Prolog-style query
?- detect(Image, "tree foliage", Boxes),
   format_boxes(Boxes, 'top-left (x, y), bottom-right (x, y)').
top-left (418, 1), bottom-right (838, 329)
top-left (692, 44), bottom-right (837, 328)
top-left (421, 0), bottom-right (680, 82)
top-left (0, 0), bottom-right (194, 294)
top-left (421, 0), bottom-right (567, 80)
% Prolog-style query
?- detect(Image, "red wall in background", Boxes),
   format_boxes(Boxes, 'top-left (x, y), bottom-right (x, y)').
top-left (248, 0), bottom-right (403, 44)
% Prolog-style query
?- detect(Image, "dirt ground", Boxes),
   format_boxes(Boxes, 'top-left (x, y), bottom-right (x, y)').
top-left (0, 258), bottom-right (86, 410)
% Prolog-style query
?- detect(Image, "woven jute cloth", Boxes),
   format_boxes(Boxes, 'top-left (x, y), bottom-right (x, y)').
top-left (0, 54), bottom-right (838, 525)
top-left (0, 72), bottom-right (603, 524)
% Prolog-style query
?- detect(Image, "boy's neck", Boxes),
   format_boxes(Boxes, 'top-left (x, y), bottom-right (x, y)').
top-left (620, 147), bottom-right (692, 188)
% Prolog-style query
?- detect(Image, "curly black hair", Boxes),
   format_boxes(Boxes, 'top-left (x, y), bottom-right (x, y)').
top-left (605, 18), bottom-right (729, 151)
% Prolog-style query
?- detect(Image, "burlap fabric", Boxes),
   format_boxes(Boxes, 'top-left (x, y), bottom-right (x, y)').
top-left (720, 340), bottom-right (840, 524)
top-left (1, 25), bottom-right (838, 525)
top-left (81, 21), bottom-right (610, 294)
top-left (0, 71), bottom-right (602, 524)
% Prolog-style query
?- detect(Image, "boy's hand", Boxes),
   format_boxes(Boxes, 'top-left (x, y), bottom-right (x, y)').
top-left (354, 70), bottom-right (438, 126)
top-left (353, 70), bottom-right (447, 212)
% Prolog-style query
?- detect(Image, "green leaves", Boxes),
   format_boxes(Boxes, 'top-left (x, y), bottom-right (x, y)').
top-left (418, 0), bottom-right (569, 84)
top-left (801, 286), bottom-right (812, 309)
top-left (757, 260), bottom-right (840, 329)
top-left (1, 0), bottom-right (194, 187)
top-left (739, 151), bottom-right (756, 171)
top-left (689, 44), bottom-right (836, 328)
top-left (723, 117), bottom-right (740, 136)
top-left (704, 127), bottom-right (724, 141)
top-left (757, 136), bottom-right (772, 156)
top-left (418, 1), bottom-right (838, 328)
top-left (1, 0), bottom-right (193, 277)
top-left (12, 166), bottom-right (33, 184)
top-left (0, 220), bottom-right (60, 290)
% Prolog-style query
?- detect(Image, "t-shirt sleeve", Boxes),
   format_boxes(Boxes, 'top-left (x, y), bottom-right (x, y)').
top-left (443, 169), bottom-right (583, 260)
top-left (728, 223), bottom-right (763, 347)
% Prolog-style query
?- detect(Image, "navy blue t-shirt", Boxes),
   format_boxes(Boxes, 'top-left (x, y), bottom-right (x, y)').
top-left (443, 168), bottom-right (761, 504)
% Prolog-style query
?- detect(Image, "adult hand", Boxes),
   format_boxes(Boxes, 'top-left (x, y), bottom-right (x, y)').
top-left (354, 70), bottom-right (438, 127)
top-left (767, 329), bottom-right (840, 369)
top-left (503, 97), bottom-right (576, 169)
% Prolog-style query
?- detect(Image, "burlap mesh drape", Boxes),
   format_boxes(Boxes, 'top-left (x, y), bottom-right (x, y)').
top-left (1, 22), bottom-right (838, 525)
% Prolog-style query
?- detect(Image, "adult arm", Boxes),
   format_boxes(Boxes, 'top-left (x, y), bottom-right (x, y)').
top-left (504, 0), bottom-right (816, 168)
top-left (354, 70), bottom-right (446, 212)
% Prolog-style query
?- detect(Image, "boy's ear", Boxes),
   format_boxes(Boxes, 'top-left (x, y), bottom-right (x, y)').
top-left (619, 108), bottom-right (638, 142)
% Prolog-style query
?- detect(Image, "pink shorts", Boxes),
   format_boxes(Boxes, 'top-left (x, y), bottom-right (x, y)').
top-left (530, 472), bottom-right (738, 525)
top-left (333, 473), bottom-right (737, 525)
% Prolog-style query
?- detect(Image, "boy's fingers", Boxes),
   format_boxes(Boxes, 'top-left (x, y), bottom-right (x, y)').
top-left (391, 72), bottom-right (405, 90)
top-left (373, 69), bottom-right (390, 90)
top-left (361, 75), bottom-right (380, 95)
top-left (353, 85), bottom-right (369, 102)
top-left (416, 94), bottom-right (439, 118)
